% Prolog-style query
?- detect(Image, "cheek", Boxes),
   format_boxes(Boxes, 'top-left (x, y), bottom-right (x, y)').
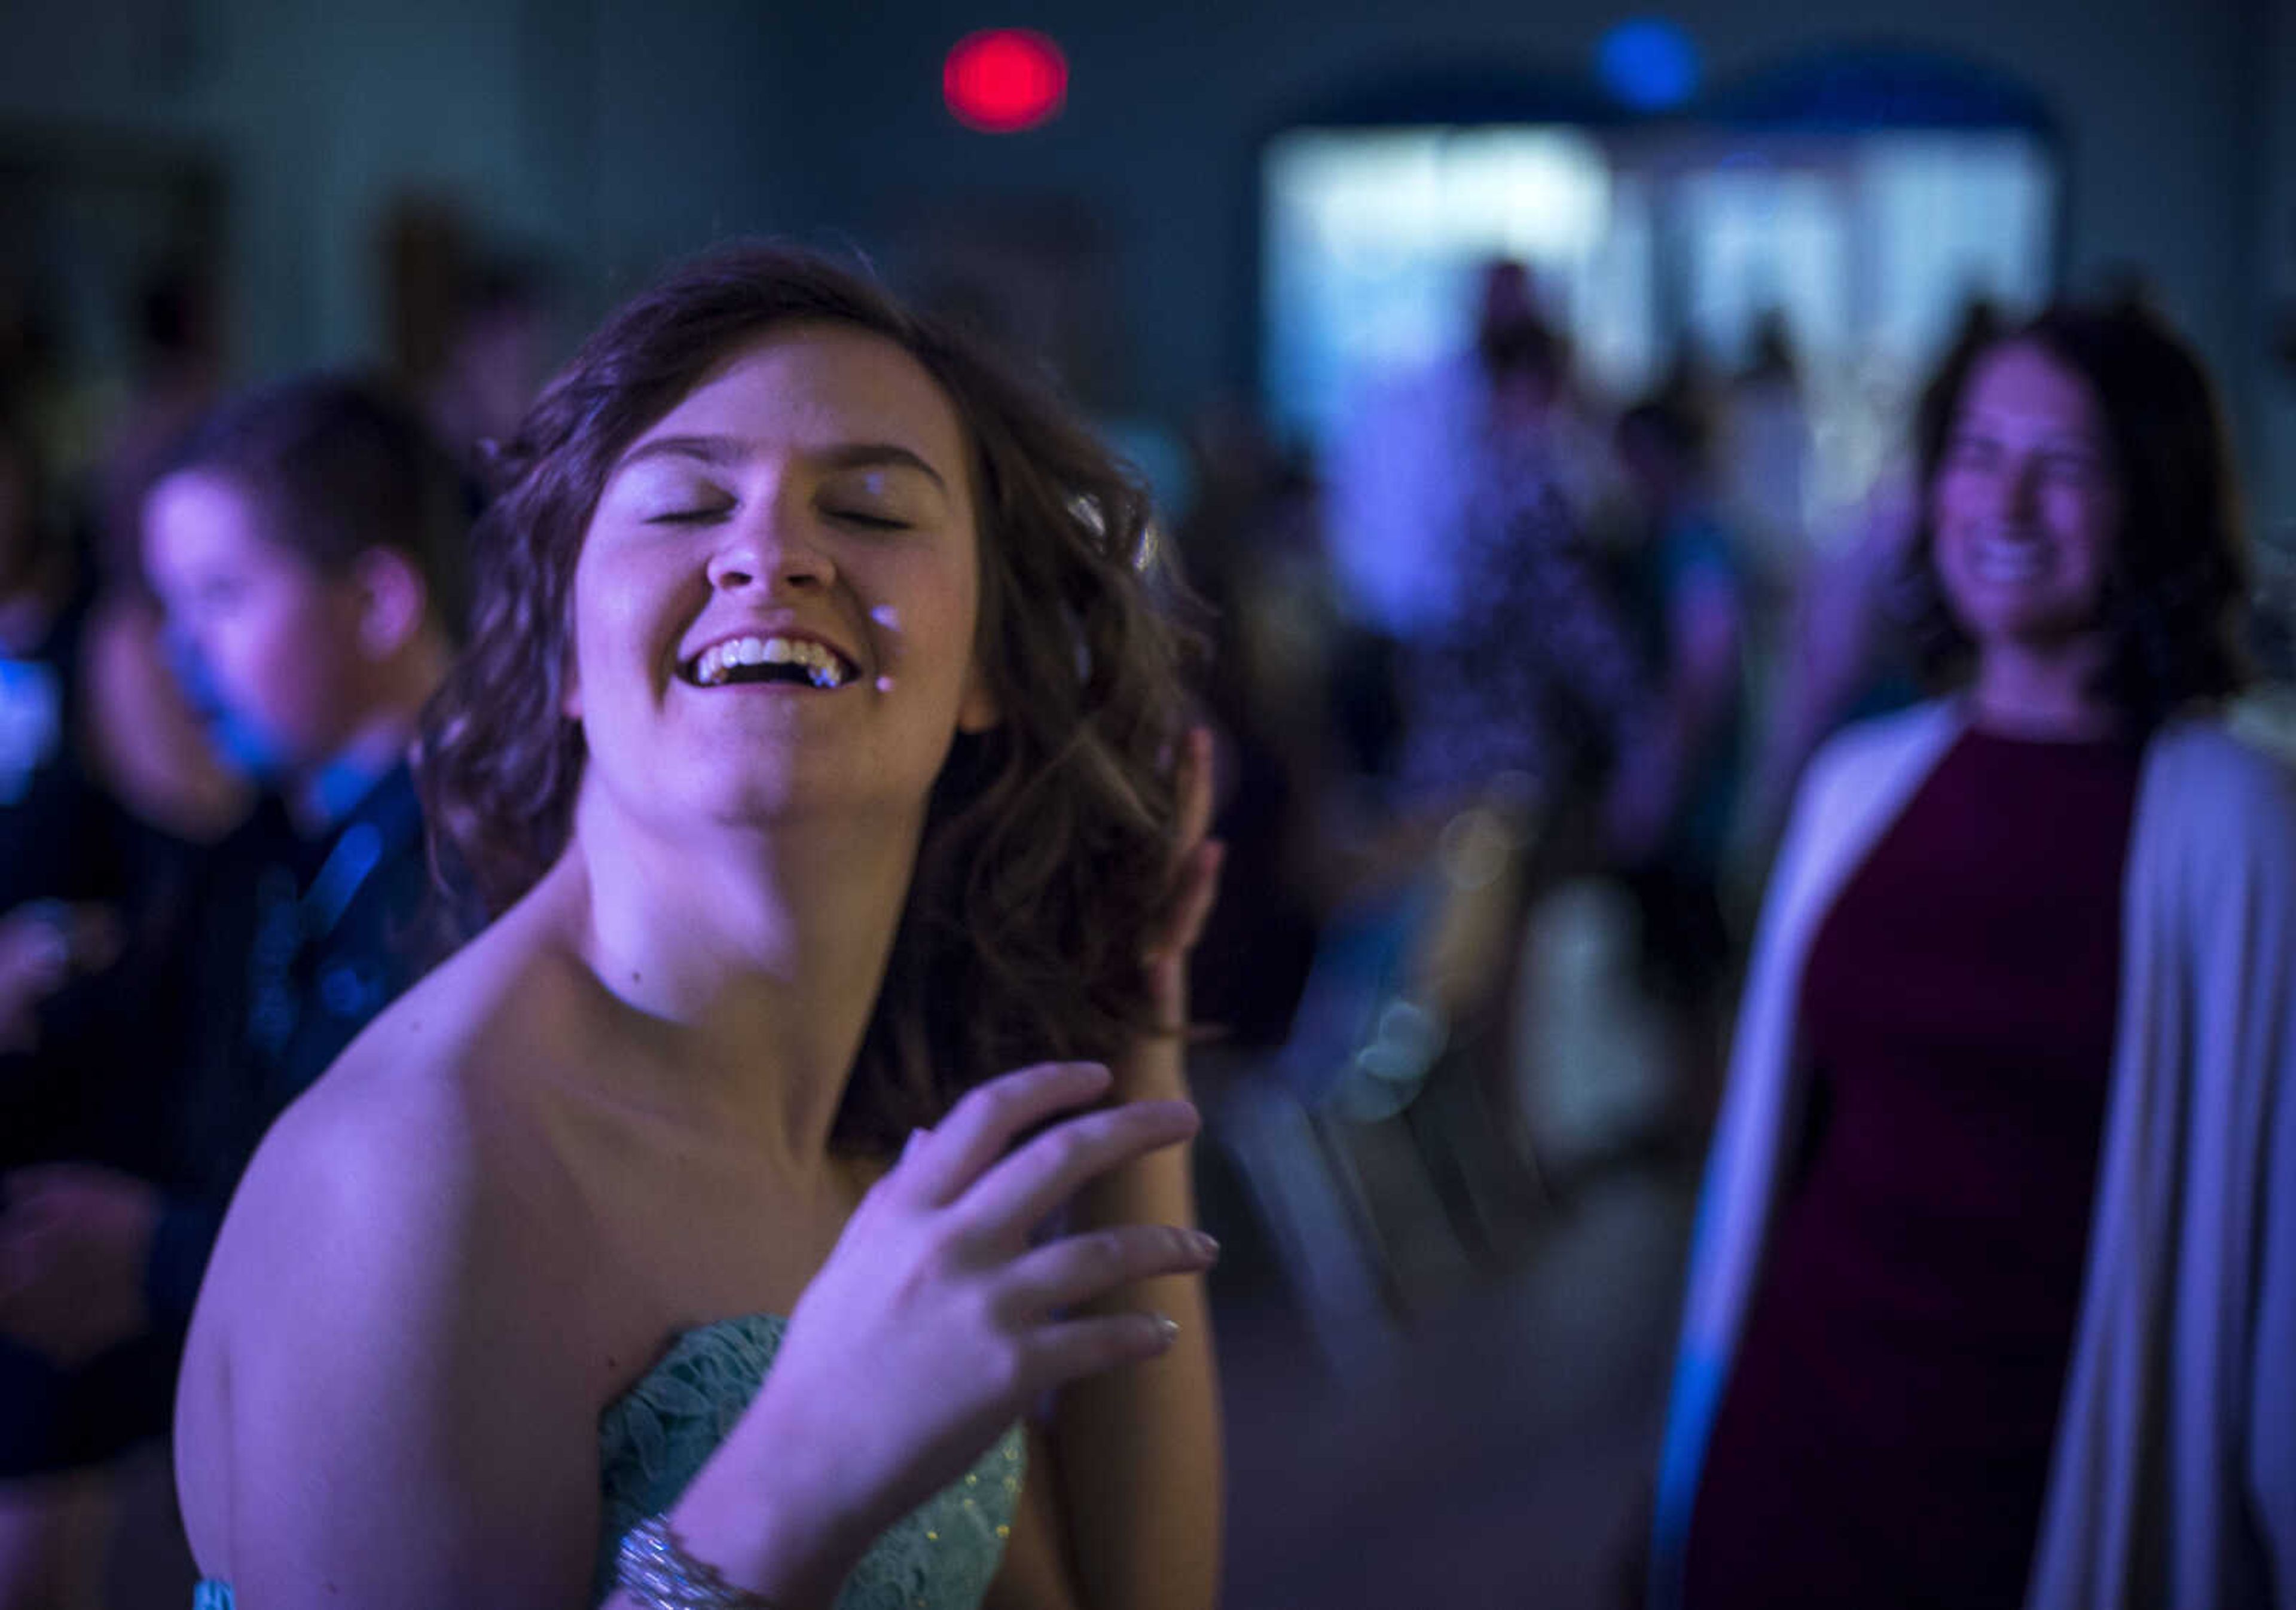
top-left (1932, 468), bottom-right (1986, 531)
top-left (563, 571), bottom-right (603, 714)
top-left (1925, 521), bottom-right (1988, 622)
top-left (210, 598), bottom-right (300, 691)
top-left (570, 566), bottom-right (639, 697)
top-left (1925, 488), bottom-right (1967, 575)
top-left (2065, 496), bottom-right (2117, 577)
top-left (210, 599), bottom-right (344, 738)
top-left (2032, 488), bottom-right (2117, 616)
top-left (927, 573), bottom-right (987, 708)
top-left (565, 554), bottom-right (679, 731)
top-left (1931, 545), bottom-right (1979, 622)
top-left (872, 551), bottom-right (980, 670)
top-left (1928, 500), bottom-right (1977, 582)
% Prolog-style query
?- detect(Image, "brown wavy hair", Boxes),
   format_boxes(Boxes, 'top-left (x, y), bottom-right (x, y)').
top-left (155, 375), bottom-right (472, 633)
top-left (1903, 299), bottom-right (2253, 725)
top-left (419, 245), bottom-right (1197, 1153)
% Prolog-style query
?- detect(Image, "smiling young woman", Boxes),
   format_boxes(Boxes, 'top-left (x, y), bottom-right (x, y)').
top-left (171, 248), bottom-right (1223, 1610)
top-left (1650, 301), bottom-right (2294, 1610)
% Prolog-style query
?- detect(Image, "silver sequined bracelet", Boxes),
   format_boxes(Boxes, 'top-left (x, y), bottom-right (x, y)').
top-left (615, 1514), bottom-right (787, 1609)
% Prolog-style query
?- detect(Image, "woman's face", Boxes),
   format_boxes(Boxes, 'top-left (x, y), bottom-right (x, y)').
top-left (567, 323), bottom-right (997, 833)
top-left (1930, 341), bottom-right (2121, 656)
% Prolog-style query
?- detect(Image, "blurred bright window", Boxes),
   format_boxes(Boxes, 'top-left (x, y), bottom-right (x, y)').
top-left (1263, 118), bottom-right (2059, 527)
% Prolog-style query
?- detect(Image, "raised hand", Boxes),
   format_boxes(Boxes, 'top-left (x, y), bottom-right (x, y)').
top-left (671, 1060), bottom-right (1214, 1602)
top-left (1123, 726), bottom-right (1225, 1102)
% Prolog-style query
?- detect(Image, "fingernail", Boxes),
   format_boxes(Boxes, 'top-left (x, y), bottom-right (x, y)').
top-left (902, 1128), bottom-right (926, 1159)
top-left (1153, 1312), bottom-right (1180, 1346)
top-left (1190, 1232), bottom-right (1220, 1260)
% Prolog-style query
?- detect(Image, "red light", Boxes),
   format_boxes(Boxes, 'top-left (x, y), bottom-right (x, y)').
top-left (944, 29), bottom-right (1067, 133)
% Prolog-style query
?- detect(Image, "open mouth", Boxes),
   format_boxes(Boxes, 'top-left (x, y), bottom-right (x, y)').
top-left (1968, 536), bottom-right (2051, 585)
top-left (684, 634), bottom-right (860, 690)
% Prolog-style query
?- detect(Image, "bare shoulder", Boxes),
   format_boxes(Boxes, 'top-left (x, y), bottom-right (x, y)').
top-left (220, 902), bottom-right (596, 1286)
top-left (176, 903), bottom-right (612, 1593)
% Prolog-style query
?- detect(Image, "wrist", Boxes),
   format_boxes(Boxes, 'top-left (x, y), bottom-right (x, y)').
top-left (1071, 1137), bottom-right (1199, 1235)
top-left (1109, 1035), bottom-right (1194, 1105)
top-left (1109, 1067), bottom-right (1193, 1107)
top-left (616, 1516), bottom-right (796, 1609)
top-left (668, 1428), bottom-right (868, 1609)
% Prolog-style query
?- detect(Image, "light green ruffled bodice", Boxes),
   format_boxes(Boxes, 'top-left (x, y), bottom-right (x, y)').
top-left (196, 1312), bottom-right (1025, 1609)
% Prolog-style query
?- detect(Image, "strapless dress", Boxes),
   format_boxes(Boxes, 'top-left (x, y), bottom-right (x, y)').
top-left (195, 1312), bottom-right (1024, 1608)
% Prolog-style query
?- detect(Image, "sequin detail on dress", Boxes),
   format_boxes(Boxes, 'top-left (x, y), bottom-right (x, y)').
top-left (594, 1314), bottom-right (1025, 1608)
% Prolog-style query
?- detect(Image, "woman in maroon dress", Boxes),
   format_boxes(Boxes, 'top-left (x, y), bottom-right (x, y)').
top-left (1653, 301), bottom-right (2293, 1609)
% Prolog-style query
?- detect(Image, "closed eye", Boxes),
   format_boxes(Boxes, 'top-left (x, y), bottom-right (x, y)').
top-left (826, 509), bottom-right (911, 531)
top-left (1945, 432), bottom-right (1998, 468)
top-left (645, 506), bottom-right (732, 526)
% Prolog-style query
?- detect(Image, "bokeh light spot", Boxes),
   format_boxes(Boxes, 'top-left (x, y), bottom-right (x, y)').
top-left (1597, 19), bottom-right (1700, 112)
top-left (944, 29), bottom-right (1068, 133)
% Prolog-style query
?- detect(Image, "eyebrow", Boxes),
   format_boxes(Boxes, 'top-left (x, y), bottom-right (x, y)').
top-left (1959, 418), bottom-right (2107, 451)
top-left (615, 434), bottom-right (951, 491)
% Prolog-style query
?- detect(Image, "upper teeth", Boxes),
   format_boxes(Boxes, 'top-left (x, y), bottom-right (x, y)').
top-left (694, 636), bottom-right (851, 688)
top-left (1971, 537), bottom-right (2047, 582)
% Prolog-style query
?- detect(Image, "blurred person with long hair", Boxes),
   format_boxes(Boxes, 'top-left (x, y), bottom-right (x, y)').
top-left (1651, 301), bottom-right (2294, 1609)
top-left (174, 248), bottom-right (1223, 1610)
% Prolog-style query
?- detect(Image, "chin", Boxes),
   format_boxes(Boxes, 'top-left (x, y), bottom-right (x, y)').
top-left (706, 770), bottom-right (915, 829)
top-left (1961, 608), bottom-right (2109, 657)
top-left (1945, 584), bottom-right (2101, 649)
top-left (689, 768), bottom-right (822, 822)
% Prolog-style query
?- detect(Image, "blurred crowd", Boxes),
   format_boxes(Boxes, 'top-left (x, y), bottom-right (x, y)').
top-left (1187, 267), bottom-right (1965, 1158)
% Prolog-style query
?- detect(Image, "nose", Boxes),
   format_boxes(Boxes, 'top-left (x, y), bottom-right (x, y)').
top-left (1998, 452), bottom-right (2043, 525)
top-left (706, 503), bottom-right (835, 595)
